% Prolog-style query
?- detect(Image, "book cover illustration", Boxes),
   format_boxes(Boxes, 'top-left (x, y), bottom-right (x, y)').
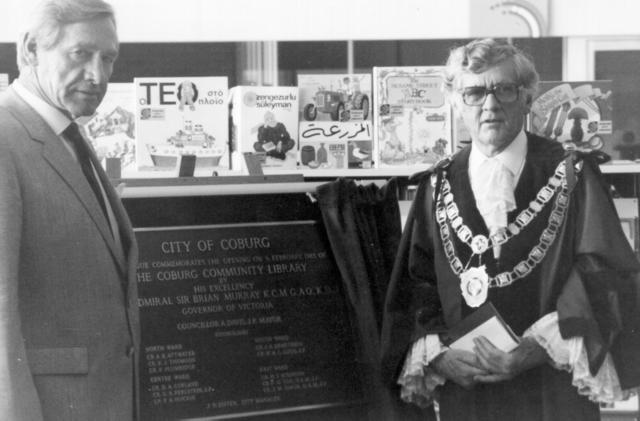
top-left (78, 83), bottom-right (135, 174)
top-left (373, 66), bottom-right (453, 169)
top-left (530, 81), bottom-right (615, 158)
top-left (298, 73), bottom-right (373, 169)
top-left (134, 77), bottom-right (229, 172)
top-left (230, 86), bottom-right (299, 173)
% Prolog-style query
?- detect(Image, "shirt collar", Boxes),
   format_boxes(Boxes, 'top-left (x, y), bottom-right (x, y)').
top-left (13, 80), bottom-right (72, 136)
top-left (469, 129), bottom-right (527, 180)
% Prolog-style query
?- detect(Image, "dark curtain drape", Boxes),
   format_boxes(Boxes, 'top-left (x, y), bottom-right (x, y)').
top-left (316, 177), bottom-right (402, 330)
top-left (316, 178), bottom-right (432, 420)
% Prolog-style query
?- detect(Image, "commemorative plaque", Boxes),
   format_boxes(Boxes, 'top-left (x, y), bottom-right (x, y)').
top-left (135, 221), bottom-right (363, 420)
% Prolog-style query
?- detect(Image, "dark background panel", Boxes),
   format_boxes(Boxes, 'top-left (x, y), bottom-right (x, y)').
top-left (0, 43), bottom-right (18, 81)
top-left (278, 41), bottom-right (349, 86)
top-left (278, 41), bottom-right (348, 72)
top-left (123, 193), bottom-right (321, 228)
top-left (511, 37), bottom-right (564, 81)
top-left (0, 42), bottom-right (238, 86)
top-left (354, 37), bottom-right (563, 81)
top-left (112, 42), bottom-right (238, 84)
top-left (1, 38), bottom-right (562, 87)
top-left (353, 40), bottom-right (401, 70)
top-left (596, 50), bottom-right (640, 167)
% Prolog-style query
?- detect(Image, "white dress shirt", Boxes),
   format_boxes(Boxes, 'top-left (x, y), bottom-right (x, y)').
top-left (468, 130), bottom-right (527, 258)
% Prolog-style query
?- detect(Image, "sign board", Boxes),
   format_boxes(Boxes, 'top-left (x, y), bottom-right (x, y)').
top-left (135, 221), bottom-right (363, 420)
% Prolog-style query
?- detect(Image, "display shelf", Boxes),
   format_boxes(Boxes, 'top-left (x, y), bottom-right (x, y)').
top-left (285, 167), bottom-right (432, 178)
top-left (119, 166), bottom-right (432, 181)
top-left (302, 162), bottom-right (640, 177)
top-left (601, 162), bottom-right (640, 174)
top-left (113, 160), bottom-right (640, 200)
top-left (118, 176), bottom-right (387, 199)
top-left (601, 394), bottom-right (640, 421)
top-left (300, 163), bottom-right (640, 177)
top-left (120, 181), bottom-right (319, 198)
top-left (115, 159), bottom-right (640, 182)
top-left (298, 161), bottom-right (640, 177)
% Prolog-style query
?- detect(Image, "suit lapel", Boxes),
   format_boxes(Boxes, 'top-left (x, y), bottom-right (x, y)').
top-left (3, 87), bottom-right (127, 275)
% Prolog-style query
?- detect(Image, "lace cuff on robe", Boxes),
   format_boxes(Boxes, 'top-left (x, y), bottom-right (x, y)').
top-left (397, 334), bottom-right (446, 408)
top-left (524, 312), bottom-right (636, 403)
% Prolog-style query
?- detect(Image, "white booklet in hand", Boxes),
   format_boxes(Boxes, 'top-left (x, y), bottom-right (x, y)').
top-left (261, 141), bottom-right (276, 152)
top-left (442, 302), bottom-right (520, 353)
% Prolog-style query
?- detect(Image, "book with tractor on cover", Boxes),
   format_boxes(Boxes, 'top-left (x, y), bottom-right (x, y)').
top-left (297, 73), bottom-right (373, 169)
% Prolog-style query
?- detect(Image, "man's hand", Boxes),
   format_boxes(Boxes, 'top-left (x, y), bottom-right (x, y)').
top-left (473, 336), bottom-right (550, 383)
top-left (431, 348), bottom-right (490, 389)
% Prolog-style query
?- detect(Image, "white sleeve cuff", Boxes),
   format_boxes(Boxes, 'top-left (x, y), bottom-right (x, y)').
top-left (396, 334), bottom-right (447, 408)
top-left (524, 312), bottom-right (635, 403)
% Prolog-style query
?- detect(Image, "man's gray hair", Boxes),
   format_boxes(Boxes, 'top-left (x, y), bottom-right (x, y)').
top-left (443, 38), bottom-right (539, 102)
top-left (17, 0), bottom-right (116, 70)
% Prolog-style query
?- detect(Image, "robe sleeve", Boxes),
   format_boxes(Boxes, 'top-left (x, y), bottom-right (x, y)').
top-left (395, 334), bottom-right (447, 408)
top-left (380, 174), bottom-right (446, 386)
top-left (526, 312), bottom-right (635, 402)
top-left (557, 156), bottom-right (640, 389)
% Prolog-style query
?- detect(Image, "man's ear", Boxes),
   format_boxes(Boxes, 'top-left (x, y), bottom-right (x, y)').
top-left (22, 33), bottom-right (38, 66)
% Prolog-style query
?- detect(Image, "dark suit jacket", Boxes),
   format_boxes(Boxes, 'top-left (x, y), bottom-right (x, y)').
top-left (0, 86), bottom-right (140, 420)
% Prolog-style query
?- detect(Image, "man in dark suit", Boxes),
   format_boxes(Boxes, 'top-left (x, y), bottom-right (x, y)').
top-left (0, 0), bottom-right (139, 419)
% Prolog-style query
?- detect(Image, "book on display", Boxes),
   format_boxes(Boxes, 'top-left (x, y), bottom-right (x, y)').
top-left (230, 86), bottom-right (299, 174)
top-left (373, 66), bottom-right (453, 170)
top-left (78, 83), bottom-right (135, 176)
top-left (134, 76), bottom-right (230, 174)
top-left (530, 81), bottom-right (616, 159)
top-left (297, 73), bottom-right (373, 170)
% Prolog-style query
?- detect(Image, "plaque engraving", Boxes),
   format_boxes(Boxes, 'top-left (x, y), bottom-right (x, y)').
top-left (135, 221), bottom-right (362, 420)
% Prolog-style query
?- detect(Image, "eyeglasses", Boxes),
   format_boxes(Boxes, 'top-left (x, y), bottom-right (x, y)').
top-left (459, 84), bottom-right (521, 106)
